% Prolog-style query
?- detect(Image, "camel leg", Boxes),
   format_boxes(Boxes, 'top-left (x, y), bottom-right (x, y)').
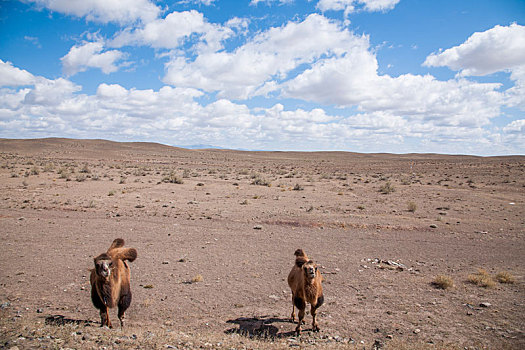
top-left (290, 294), bottom-right (296, 322)
top-left (311, 305), bottom-right (319, 332)
top-left (296, 307), bottom-right (305, 335)
top-left (100, 307), bottom-right (112, 328)
top-left (118, 292), bottom-right (132, 328)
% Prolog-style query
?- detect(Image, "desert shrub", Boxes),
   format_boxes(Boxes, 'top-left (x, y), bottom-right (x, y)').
top-left (407, 201), bottom-right (417, 212)
top-left (42, 163), bottom-right (55, 172)
top-left (58, 167), bottom-right (69, 179)
top-left (293, 183), bottom-right (304, 191)
top-left (251, 177), bottom-right (270, 186)
top-left (432, 275), bottom-right (454, 290)
top-left (162, 171), bottom-right (184, 184)
top-left (80, 163), bottom-right (91, 173)
top-left (468, 269), bottom-right (495, 288)
top-left (182, 169), bottom-right (191, 178)
top-left (379, 181), bottom-right (395, 194)
top-left (495, 271), bottom-right (515, 284)
top-left (119, 176), bottom-right (127, 184)
top-left (75, 174), bottom-right (86, 182)
top-left (357, 205), bottom-right (365, 210)
top-left (191, 274), bottom-right (203, 283)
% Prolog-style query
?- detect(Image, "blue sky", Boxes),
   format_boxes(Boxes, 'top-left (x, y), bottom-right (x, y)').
top-left (0, 0), bottom-right (524, 155)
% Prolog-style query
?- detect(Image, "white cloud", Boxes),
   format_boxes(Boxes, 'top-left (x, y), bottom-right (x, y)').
top-left (163, 14), bottom-right (362, 99)
top-left (0, 55), bottom-right (522, 154)
top-left (61, 42), bottom-right (124, 76)
top-left (424, 23), bottom-right (525, 76)
top-left (179, 0), bottom-right (217, 5)
top-left (0, 60), bottom-right (36, 87)
top-left (317, 0), bottom-right (400, 14)
top-left (284, 54), bottom-right (504, 128)
top-left (423, 23), bottom-right (525, 110)
top-left (111, 10), bottom-right (232, 53)
top-left (27, 0), bottom-right (160, 24)
top-left (503, 119), bottom-right (525, 133)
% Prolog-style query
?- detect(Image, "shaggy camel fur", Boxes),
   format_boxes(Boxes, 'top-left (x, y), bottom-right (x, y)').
top-left (90, 238), bottom-right (137, 328)
top-left (287, 249), bottom-right (324, 334)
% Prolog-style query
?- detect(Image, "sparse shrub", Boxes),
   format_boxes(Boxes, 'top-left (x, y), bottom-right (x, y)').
top-left (80, 163), bottom-right (91, 173)
top-left (43, 163), bottom-right (55, 172)
top-left (379, 181), bottom-right (395, 194)
top-left (119, 176), bottom-right (127, 184)
top-left (495, 271), bottom-right (515, 284)
top-left (58, 167), bottom-right (69, 179)
top-left (251, 177), bottom-right (270, 186)
top-left (191, 274), bottom-right (203, 283)
top-left (162, 171), bottom-right (184, 184)
top-left (30, 166), bottom-right (39, 175)
top-left (407, 201), bottom-right (417, 212)
top-left (182, 169), bottom-right (191, 178)
top-left (293, 183), bottom-right (304, 191)
top-left (108, 190), bottom-right (115, 196)
top-left (468, 269), bottom-right (495, 288)
top-left (240, 199), bottom-right (249, 205)
top-left (432, 275), bottom-right (454, 290)
top-left (76, 174), bottom-right (86, 182)
top-left (357, 205), bottom-right (365, 210)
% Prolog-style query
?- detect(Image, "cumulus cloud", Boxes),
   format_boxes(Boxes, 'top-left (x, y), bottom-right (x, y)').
top-left (317, 0), bottom-right (400, 14)
top-left (284, 53), bottom-right (503, 127)
top-left (111, 10), bottom-right (232, 53)
top-left (61, 42), bottom-right (124, 76)
top-left (26, 0), bottom-right (160, 24)
top-left (0, 60), bottom-right (36, 87)
top-left (163, 14), bottom-right (362, 99)
top-left (424, 23), bottom-right (525, 110)
top-left (424, 23), bottom-right (525, 76)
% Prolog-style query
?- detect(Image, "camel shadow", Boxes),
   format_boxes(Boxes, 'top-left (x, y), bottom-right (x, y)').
top-left (225, 315), bottom-right (297, 339)
top-left (44, 314), bottom-right (97, 327)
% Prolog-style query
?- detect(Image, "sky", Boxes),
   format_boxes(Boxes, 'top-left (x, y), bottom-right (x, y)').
top-left (0, 0), bottom-right (524, 155)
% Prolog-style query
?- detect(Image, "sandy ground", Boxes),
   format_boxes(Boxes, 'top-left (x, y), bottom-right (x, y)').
top-left (0, 138), bottom-right (523, 349)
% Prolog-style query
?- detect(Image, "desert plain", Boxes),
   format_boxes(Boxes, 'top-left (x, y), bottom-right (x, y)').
top-left (0, 138), bottom-right (523, 349)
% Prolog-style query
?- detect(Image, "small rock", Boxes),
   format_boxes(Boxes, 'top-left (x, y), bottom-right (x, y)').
top-left (36, 308), bottom-right (43, 313)
top-left (162, 261), bottom-right (169, 265)
top-left (414, 328), bottom-right (421, 334)
top-left (429, 224), bottom-right (437, 228)
top-left (253, 225), bottom-right (263, 230)
top-left (386, 334), bottom-right (393, 339)
top-left (480, 302), bottom-right (491, 308)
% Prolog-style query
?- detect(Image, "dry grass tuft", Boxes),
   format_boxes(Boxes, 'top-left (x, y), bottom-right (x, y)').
top-left (468, 269), bottom-right (495, 288)
top-left (495, 271), bottom-right (515, 284)
top-left (407, 201), bottom-right (417, 212)
top-left (432, 275), bottom-right (454, 290)
top-left (379, 181), bottom-right (395, 194)
top-left (191, 274), bottom-right (203, 283)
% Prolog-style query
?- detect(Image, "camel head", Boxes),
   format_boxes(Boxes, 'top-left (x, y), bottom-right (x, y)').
top-left (94, 253), bottom-right (113, 279)
top-left (303, 260), bottom-right (318, 280)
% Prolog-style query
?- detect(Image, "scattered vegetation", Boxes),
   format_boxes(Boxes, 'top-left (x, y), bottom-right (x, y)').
top-left (468, 269), bottom-right (495, 288)
top-left (495, 271), bottom-right (515, 284)
top-left (407, 201), bottom-right (417, 212)
top-left (191, 274), bottom-right (203, 283)
top-left (379, 181), bottom-right (395, 194)
top-left (293, 183), bottom-right (304, 191)
top-left (432, 275), bottom-right (454, 290)
top-left (162, 171), bottom-right (184, 184)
